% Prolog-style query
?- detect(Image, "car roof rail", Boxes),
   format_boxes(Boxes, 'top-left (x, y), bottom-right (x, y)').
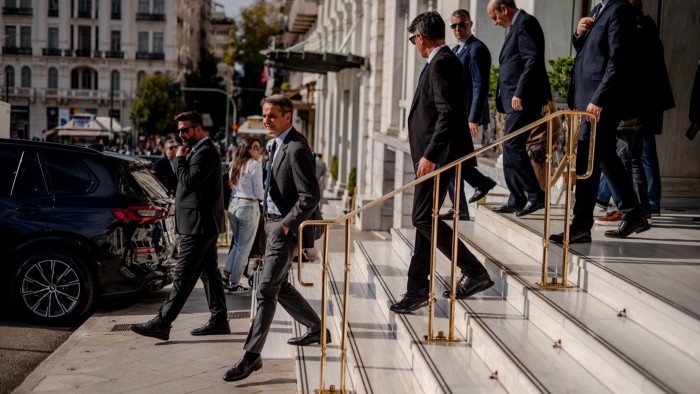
top-left (86, 143), bottom-right (105, 152)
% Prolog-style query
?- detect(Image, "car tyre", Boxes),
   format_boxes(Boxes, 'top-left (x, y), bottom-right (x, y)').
top-left (12, 250), bottom-right (96, 325)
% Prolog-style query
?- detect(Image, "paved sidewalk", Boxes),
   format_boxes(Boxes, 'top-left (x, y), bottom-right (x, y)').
top-left (14, 247), bottom-right (298, 394)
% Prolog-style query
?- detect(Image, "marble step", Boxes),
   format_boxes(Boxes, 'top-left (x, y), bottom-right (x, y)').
top-left (474, 203), bottom-right (700, 363)
top-left (392, 223), bottom-right (700, 393)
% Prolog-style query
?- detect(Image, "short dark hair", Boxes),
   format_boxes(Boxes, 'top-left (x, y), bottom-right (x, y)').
top-left (492, 0), bottom-right (517, 9)
top-left (174, 111), bottom-right (203, 126)
top-left (408, 11), bottom-right (445, 41)
top-left (452, 9), bottom-right (472, 21)
top-left (262, 94), bottom-right (294, 115)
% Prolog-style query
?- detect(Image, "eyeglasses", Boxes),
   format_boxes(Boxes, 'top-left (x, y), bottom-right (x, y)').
top-left (449, 21), bottom-right (469, 29)
top-left (408, 34), bottom-right (418, 45)
top-left (176, 126), bottom-right (193, 134)
top-left (167, 146), bottom-right (178, 150)
top-left (251, 145), bottom-right (262, 151)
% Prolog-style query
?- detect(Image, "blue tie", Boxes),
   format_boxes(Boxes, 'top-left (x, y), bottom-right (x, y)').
top-left (263, 140), bottom-right (277, 213)
top-left (453, 45), bottom-right (461, 55)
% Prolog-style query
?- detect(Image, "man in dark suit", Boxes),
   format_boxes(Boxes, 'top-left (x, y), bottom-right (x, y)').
top-left (154, 138), bottom-right (178, 194)
top-left (131, 111), bottom-right (229, 340)
top-left (223, 95), bottom-right (325, 382)
top-left (390, 11), bottom-right (493, 315)
top-left (487, 0), bottom-right (550, 217)
top-left (551, 0), bottom-right (649, 243)
top-left (439, 8), bottom-right (497, 221)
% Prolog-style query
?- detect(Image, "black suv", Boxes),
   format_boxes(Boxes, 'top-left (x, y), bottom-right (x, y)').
top-left (0, 139), bottom-right (178, 325)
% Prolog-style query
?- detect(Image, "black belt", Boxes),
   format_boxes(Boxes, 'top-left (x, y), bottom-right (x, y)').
top-left (264, 213), bottom-right (283, 221)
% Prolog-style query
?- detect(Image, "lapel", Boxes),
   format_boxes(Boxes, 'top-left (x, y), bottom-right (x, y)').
top-left (500, 11), bottom-right (525, 62)
top-left (271, 128), bottom-right (293, 181)
top-left (410, 62), bottom-right (429, 113)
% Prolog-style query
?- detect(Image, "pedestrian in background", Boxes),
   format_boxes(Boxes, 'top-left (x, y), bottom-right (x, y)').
top-left (154, 138), bottom-right (178, 194)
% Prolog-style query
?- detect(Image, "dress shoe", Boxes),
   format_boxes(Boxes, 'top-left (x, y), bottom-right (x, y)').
top-left (130, 318), bottom-right (171, 341)
top-left (468, 178), bottom-right (497, 203)
top-left (516, 200), bottom-right (545, 217)
top-left (549, 228), bottom-right (592, 244)
top-left (223, 356), bottom-right (263, 382)
top-left (595, 211), bottom-right (623, 226)
top-left (438, 209), bottom-right (470, 221)
top-left (191, 320), bottom-right (231, 336)
top-left (604, 218), bottom-right (650, 238)
top-left (492, 203), bottom-right (521, 213)
top-left (287, 329), bottom-right (331, 346)
top-left (390, 288), bottom-right (430, 314)
top-left (442, 272), bottom-right (494, 299)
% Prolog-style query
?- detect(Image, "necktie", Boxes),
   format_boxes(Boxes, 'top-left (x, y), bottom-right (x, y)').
top-left (591, 3), bottom-right (604, 19)
top-left (453, 45), bottom-right (461, 55)
top-left (418, 62), bottom-right (429, 82)
top-left (263, 140), bottom-right (277, 213)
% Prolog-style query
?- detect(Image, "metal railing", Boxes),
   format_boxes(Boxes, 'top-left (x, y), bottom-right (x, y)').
top-left (296, 110), bottom-right (596, 393)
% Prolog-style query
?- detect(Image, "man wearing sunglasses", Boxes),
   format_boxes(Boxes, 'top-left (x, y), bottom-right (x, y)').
top-left (439, 9), bottom-right (498, 222)
top-left (154, 139), bottom-right (178, 194)
top-left (131, 111), bottom-right (229, 341)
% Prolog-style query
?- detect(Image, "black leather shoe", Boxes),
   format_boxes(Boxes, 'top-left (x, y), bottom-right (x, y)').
top-left (604, 218), bottom-right (650, 238)
top-left (390, 288), bottom-right (430, 314)
top-left (438, 209), bottom-right (470, 221)
top-left (288, 328), bottom-right (331, 346)
top-left (492, 203), bottom-right (521, 213)
top-left (469, 179), bottom-right (497, 203)
top-left (516, 200), bottom-right (545, 217)
top-left (130, 318), bottom-right (171, 341)
top-left (191, 320), bottom-right (231, 336)
top-left (223, 356), bottom-right (263, 382)
top-left (549, 228), bottom-right (592, 244)
top-left (443, 272), bottom-right (494, 299)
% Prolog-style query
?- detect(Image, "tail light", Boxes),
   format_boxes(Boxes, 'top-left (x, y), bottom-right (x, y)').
top-left (111, 205), bottom-right (168, 224)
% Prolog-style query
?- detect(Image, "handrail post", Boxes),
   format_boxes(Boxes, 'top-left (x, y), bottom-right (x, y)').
top-left (448, 163), bottom-right (461, 341)
top-left (340, 219), bottom-right (352, 391)
top-left (561, 114), bottom-right (576, 285)
top-left (541, 119), bottom-right (553, 285)
top-left (427, 173), bottom-right (440, 341)
top-left (319, 225), bottom-right (330, 392)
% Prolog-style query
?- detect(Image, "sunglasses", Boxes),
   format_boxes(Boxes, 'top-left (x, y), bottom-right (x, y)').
top-left (449, 21), bottom-right (469, 29)
top-left (251, 145), bottom-right (262, 151)
top-left (176, 126), bottom-right (193, 134)
top-left (408, 34), bottom-right (418, 45)
top-left (167, 146), bottom-right (178, 150)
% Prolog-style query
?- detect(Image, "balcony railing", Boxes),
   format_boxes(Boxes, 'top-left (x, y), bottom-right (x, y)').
top-left (111, 12), bottom-right (120, 20)
top-left (2, 46), bottom-right (32, 55)
top-left (63, 49), bottom-right (73, 56)
top-left (48, 8), bottom-right (58, 17)
top-left (136, 52), bottom-right (165, 60)
top-left (75, 49), bottom-right (91, 57)
top-left (135, 13), bottom-right (165, 21)
top-left (77, 10), bottom-right (92, 18)
top-left (42, 48), bottom-right (61, 56)
top-left (2, 7), bottom-right (33, 15)
top-left (105, 50), bottom-right (124, 59)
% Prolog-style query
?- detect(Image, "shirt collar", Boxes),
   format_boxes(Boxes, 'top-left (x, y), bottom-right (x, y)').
top-left (275, 127), bottom-right (292, 147)
top-left (427, 44), bottom-right (447, 64)
top-left (457, 34), bottom-right (472, 47)
top-left (511, 9), bottom-right (522, 26)
top-left (191, 136), bottom-right (208, 151)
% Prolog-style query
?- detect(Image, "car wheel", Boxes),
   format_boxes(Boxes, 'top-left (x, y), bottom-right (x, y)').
top-left (12, 251), bottom-right (95, 325)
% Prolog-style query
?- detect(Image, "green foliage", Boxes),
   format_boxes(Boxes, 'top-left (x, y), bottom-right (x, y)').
top-left (548, 57), bottom-right (574, 99)
top-left (184, 48), bottom-right (226, 129)
top-left (330, 155), bottom-right (339, 181)
top-left (347, 167), bottom-right (357, 195)
top-left (489, 65), bottom-right (499, 112)
top-left (130, 74), bottom-right (180, 136)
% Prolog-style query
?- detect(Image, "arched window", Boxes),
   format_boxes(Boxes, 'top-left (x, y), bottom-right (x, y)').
top-left (111, 70), bottom-right (120, 91)
top-left (137, 70), bottom-right (146, 87)
top-left (21, 67), bottom-right (31, 88)
top-left (4, 66), bottom-right (14, 87)
top-left (70, 67), bottom-right (98, 90)
top-left (48, 67), bottom-right (58, 89)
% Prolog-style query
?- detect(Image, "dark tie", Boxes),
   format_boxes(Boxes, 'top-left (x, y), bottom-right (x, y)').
top-left (453, 45), bottom-right (461, 55)
top-left (591, 3), bottom-right (603, 19)
top-left (418, 62), bottom-right (429, 82)
top-left (263, 140), bottom-right (277, 213)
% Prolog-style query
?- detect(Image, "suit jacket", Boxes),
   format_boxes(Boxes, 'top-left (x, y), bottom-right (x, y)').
top-left (408, 46), bottom-right (475, 167)
top-left (568, 0), bottom-right (633, 111)
top-left (174, 138), bottom-right (225, 236)
top-left (154, 156), bottom-right (177, 193)
top-left (496, 10), bottom-right (551, 114)
top-left (267, 128), bottom-right (321, 248)
top-left (455, 35), bottom-right (491, 126)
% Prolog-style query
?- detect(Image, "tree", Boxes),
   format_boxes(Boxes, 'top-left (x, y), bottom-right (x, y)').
top-left (184, 47), bottom-right (226, 136)
top-left (548, 57), bottom-right (574, 99)
top-left (130, 74), bottom-right (180, 136)
top-left (225, 0), bottom-right (282, 117)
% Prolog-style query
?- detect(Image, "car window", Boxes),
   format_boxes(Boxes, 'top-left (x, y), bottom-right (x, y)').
top-left (7, 151), bottom-right (48, 197)
top-left (43, 152), bottom-right (97, 195)
top-left (0, 148), bottom-right (23, 196)
top-left (117, 163), bottom-right (169, 200)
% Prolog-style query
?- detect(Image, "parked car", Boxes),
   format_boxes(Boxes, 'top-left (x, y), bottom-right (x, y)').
top-left (0, 139), bottom-right (179, 325)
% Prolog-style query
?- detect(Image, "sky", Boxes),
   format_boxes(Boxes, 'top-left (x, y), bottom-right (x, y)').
top-left (215, 0), bottom-right (257, 19)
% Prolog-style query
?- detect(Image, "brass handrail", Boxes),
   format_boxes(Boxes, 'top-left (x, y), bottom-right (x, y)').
top-left (297, 110), bottom-right (597, 393)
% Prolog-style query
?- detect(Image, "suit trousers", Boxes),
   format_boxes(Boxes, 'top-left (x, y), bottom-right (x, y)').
top-left (503, 109), bottom-right (545, 206)
top-left (446, 166), bottom-right (493, 211)
top-left (157, 233), bottom-right (228, 324)
top-left (407, 171), bottom-right (486, 292)
top-left (572, 113), bottom-right (644, 231)
top-left (244, 219), bottom-right (322, 353)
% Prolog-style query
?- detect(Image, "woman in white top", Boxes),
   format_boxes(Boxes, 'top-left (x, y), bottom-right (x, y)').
top-left (223, 138), bottom-right (264, 293)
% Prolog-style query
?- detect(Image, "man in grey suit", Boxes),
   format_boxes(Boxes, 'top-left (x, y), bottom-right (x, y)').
top-left (488, 0), bottom-right (551, 217)
top-left (224, 95), bottom-right (325, 382)
top-left (131, 111), bottom-right (229, 341)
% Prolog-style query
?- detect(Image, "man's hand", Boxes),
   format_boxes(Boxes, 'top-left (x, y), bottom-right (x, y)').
top-left (468, 122), bottom-right (479, 138)
top-left (576, 17), bottom-right (595, 36)
top-left (176, 146), bottom-right (190, 157)
top-left (586, 102), bottom-right (603, 122)
top-left (511, 96), bottom-right (523, 112)
top-left (416, 157), bottom-right (436, 178)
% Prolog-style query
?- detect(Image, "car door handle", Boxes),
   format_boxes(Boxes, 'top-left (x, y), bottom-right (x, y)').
top-left (16, 205), bottom-right (42, 213)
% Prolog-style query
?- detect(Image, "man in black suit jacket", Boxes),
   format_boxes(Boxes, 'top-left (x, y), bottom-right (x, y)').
top-left (223, 95), bottom-right (324, 382)
top-left (439, 9), bottom-right (497, 221)
top-left (487, 0), bottom-right (550, 217)
top-left (154, 138), bottom-right (178, 194)
top-left (551, 0), bottom-right (649, 243)
top-left (131, 111), bottom-right (229, 340)
top-left (390, 11), bottom-right (493, 315)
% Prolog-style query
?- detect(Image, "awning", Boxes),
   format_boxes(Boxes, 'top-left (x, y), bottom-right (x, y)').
top-left (237, 116), bottom-right (267, 136)
top-left (266, 50), bottom-right (365, 74)
top-left (56, 130), bottom-right (111, 137)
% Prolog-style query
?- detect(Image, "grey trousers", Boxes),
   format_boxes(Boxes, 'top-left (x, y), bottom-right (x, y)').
top-left (243, 218), bottom-right (322, 353)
